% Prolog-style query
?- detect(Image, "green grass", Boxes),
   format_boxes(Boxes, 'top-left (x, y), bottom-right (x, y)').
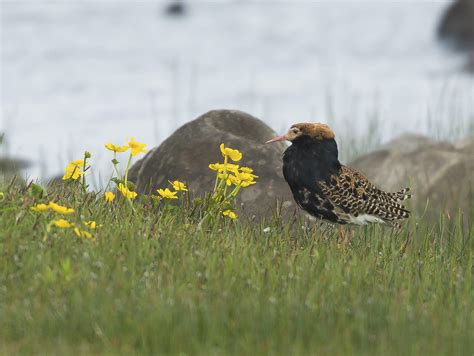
top-left (0, 182), bottom-right (473, 355)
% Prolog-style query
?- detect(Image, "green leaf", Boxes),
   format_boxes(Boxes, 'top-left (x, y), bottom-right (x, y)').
top-left (111, 178), bottom-right (123, 185)
top-left (30, 183), bottom-right (46, 199)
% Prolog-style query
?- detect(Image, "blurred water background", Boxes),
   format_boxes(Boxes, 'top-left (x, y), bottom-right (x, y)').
top-left (1, 1), bottom-right (473, 185)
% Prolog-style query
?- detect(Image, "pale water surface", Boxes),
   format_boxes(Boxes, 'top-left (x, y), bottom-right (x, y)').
top-left (1, 1), bottom-right (473, 183)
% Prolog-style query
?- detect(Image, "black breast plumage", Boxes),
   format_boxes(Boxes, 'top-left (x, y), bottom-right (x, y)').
top-left (283, 136), bottom-right (344, 223)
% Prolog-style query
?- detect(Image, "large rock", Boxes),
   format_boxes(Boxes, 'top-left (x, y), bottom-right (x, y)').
top-left (0, 157), bottom-right (29, 186)
top-left (350, 134), bottom-right (474, 219)
top-left (438, 0), bottom-right (474, 51)
top-left (128, 110), bottom-right (297, 220)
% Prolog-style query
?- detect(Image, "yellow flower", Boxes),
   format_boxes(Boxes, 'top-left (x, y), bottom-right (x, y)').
top-left (48, 202), bottom-right (75, 215)
top-left (240, 172), bottom-right (257, 180)
top-left (240, 167), bottom-right (254, 173)
top-left (226, 164), bottom-right (240, 173)
top-left (52, 219), bottom-right (73, 228)
top-left (222, 209), bottom-right (237, 219)
top-left (237, 171), bottom-right (258, 187)
top-left (118, 183), bottom-right (138, 200)
top-left (209, 163), bottom-right (240, 173)
top-left (128, 138), bottom-right (147, 156)
top-left (241, 180), bottom-right (257, 188)
top-left (0, 192), bottom-right (4, 200)
top-left (84, 221), bottom-right (97, 229)
top-left (105, 143), bottom-right (129, 152)
top-left (62, 159), bottom-right (86, 180)
top-left (31, 203), bottom-right (50, 212)
top-left (217, 173), bottom-right (241, 185)
top-left (220, 143), bottom-right (242, 162)
top-left (209, 163), bottom-right (224, 171)
top-left (217, 173), bottom-right (233, 186)
top-left (74, 227), bottom-right (93, 239)
top-left (157, 188), bottom-right (178, 199)
top-left (104, 191), bottom-right (116, 202)
top-left (170, 180), bottom-right (188, 192)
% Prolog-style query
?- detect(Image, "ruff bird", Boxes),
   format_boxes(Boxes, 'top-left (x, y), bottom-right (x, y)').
top-left (266, 123), bottom-right (411, 227)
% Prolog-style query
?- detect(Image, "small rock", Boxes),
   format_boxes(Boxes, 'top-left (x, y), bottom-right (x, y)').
top-left (350, 133), bottom-right (474, 220)
top-left (164, 1), bottom-right (186, 16)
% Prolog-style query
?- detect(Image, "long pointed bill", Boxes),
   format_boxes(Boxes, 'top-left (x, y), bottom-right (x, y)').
top-left (265, 134), bottom-right (287, 144)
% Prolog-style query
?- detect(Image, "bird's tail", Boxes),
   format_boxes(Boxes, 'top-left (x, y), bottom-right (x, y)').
top-left (390, 187), bottom-right (412, 202)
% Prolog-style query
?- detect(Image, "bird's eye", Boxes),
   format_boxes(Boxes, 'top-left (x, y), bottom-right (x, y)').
top-left (291, 128), bottom-right (299, 134)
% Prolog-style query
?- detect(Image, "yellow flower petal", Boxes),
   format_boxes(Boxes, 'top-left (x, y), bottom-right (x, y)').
top-left (229, 174), bottom-right (241, 186)
top-left (84, 221), bottom-right (97, 229)
top-left (70, 159), bottom-right (85, 166)
top-left (209, 163), bottom-right (224, 171)
top-left (209, 163), bottom-right (240, 173)
top-left (157, 188), bottom-right (178, 199)
top-left (220, 143), bottom-right (242, 162)
top-left (62, 159), bottom-right (86, 180)
top-left (118, 183), bottom-right (138, 200)
top-left (225, 164), bottom-right (240, 173)
top-left (105, 143), bottom-right (129, 152)
top-left (104, 191), bottom-right (116, 202)
top-left (52, 219), bottom-right (73, 228)
top-left (222, 210), bottom-right (237, 219)
top-left (227, 150), bottom-right (242, 162)
top-left (31, 203), bottom-right (50, 212)
top-left (238, 172), bottom-right (258, 182)
top-left (170, 180), bottom-right (188, 192)
top-left (127, 138), bottom-right (147, 156)
top-left (48, 202), bottom-right (75, 215)
top-left (240, 167), bottom-right (253, 174)
top-left (74, 227), bottom-right (93, 239)
top-left (240, 180), bottom-right (257, 187)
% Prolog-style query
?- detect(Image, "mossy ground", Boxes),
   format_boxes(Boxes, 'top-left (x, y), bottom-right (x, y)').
top-left (0, 182), bottom-right (473, 355)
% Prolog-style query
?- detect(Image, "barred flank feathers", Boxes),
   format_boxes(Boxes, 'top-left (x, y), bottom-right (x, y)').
top-left (319, 166), bottom-right (411, 225)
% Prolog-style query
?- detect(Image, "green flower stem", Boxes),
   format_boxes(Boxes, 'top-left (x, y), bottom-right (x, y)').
top-left (228, 184), bottom-right (242, 199)
top-left (220, 157), bottom-right (230, 197)
top-left (81, 152), bottom-right (89, 193)
top-left (126, 196), bottom-right (136, 212)
top-left (45, 219), bottom-right (54, 233)
top-left (213, 156), bottom-right (228, 201)
top-left (124, 152), bottom-right (133, 187)
top-left (112, 152), bottom-right (121, 179)
top-left (212, 172), bottom-right (220, 193)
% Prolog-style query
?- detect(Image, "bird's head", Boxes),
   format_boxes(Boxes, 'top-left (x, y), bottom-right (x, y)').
top-left (265, 123), bottom-right (335, 144)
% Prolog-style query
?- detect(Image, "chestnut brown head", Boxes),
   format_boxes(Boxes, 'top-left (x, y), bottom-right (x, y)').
top-left (265, 123), bottom-right (335, 144)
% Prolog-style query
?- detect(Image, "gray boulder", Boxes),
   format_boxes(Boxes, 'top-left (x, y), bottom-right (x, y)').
top-left (438, 0), bottom-right (474, 51)
top-left (350, 133), bottom-right (474, 219)
top-left (0, 157), bottom-right (29, 186)
top-left (128, 110), bottom-right (297, 220)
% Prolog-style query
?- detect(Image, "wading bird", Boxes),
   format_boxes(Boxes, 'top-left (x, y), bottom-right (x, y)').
top-left (266, 123), bottom-right (411, 228)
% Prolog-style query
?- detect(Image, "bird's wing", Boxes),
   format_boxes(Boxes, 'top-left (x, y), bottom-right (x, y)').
top-left (340, 166), bottom-right (411, 202)
top-left (318, 166), bottom-right (410, 224)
